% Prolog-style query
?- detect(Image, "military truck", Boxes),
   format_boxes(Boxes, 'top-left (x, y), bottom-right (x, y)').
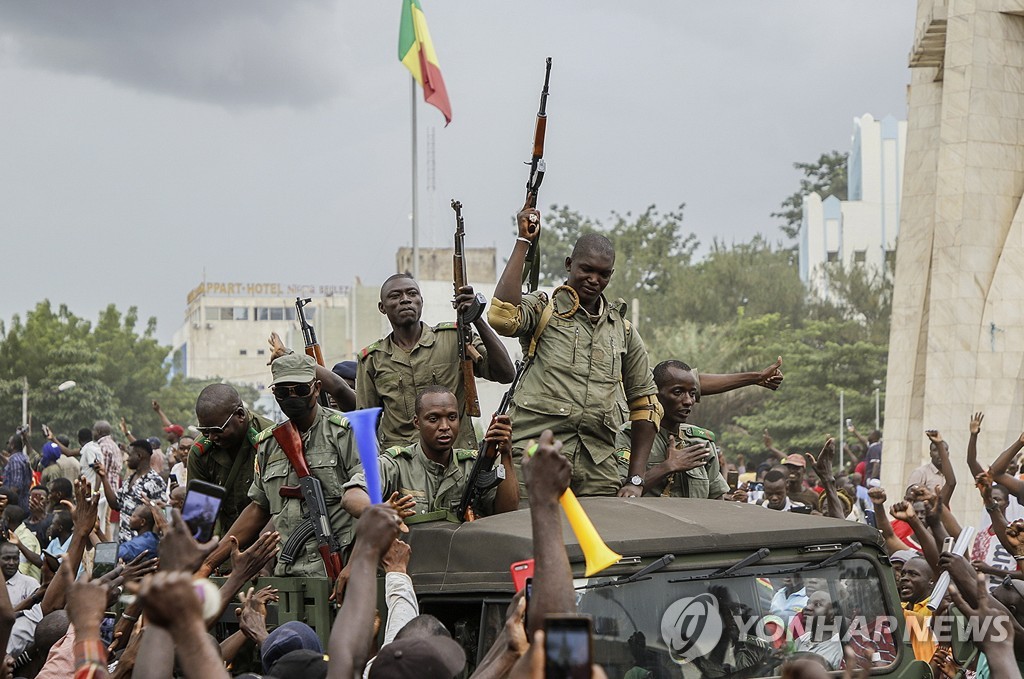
top-left (404, 497), bottom-right (933, 678)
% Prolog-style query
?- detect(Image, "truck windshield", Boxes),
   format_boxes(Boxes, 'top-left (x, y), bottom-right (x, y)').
top-left (573, 557), bottom-right (899, 678)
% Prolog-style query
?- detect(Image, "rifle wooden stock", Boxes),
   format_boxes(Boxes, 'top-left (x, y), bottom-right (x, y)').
top-left (452, 199), bottom-right (482, 418)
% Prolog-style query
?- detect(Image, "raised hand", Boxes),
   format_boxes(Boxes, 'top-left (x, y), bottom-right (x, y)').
top-left (1006, 519), bottom-right (1024, 557)
top-left (137, 571), bottom-right (203, 630)
top-left (975, 471), bottom-right (994, 505)
top-left (889, 501), bottom-right (916, 522)
top-left (516, 202), bottom-right (541, 242)
top-left (229, 531), bottom-right (281, 581)
top-left (381, 538), bottom-right (412, 574)
top-left (756, 356), bottom-right (784, 391)
top-left (970, 412), bottom-right (984, 435)
top-left (666, 436), bottom-right (711, 473)
top-left (925, 429), bottom-right (944, 446)
top-left (805, 437), bottom-right (836, 483)
top-left (385, 492), bottom-right (415, 534)
top-left (524, 431), bottom-right (570, 502)
top-left (267, 332), bottom-right (289, 363)
top-left (158, 508), bottom-right (218, 573)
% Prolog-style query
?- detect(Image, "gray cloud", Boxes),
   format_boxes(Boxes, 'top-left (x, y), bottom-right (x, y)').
top-left (0, 1), bottom-right (349, 107)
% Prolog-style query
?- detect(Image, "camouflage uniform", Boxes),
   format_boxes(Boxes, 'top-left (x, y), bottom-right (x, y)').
top-left (356, 321), bottom-right (492, 450)
top-left (187, 409), bottom-right (273, 532)
top-left (249, 408), bottom-right (363, 577)
top-left (488, 288), bottom-right (658, 496)
top-left (614, 422), bottom-right (730, 499)
top-left (344, 441), bottom-right (495, 522)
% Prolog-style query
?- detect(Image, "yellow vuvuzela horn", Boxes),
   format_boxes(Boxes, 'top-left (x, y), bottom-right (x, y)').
top-left (527, 443), bottom-right (621, 577)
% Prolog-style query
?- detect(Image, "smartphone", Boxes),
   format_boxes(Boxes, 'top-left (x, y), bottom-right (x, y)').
top-left (524, 577), bottom-right (533, 630)
top-left (544, 615), bottom-right (592, 679)
top-left (790, 505), bottom-right (814, 515)
top-left (41, 550), bottom-right (61, 572)
top-left (93, 541), bottom-right (118, 579)
top-left (42, 424), bottom-right (52, 438)
top-left (846, 418), bottom-right (854, 431)
top-left (182, 480), bottom-right (226, 542)
top-left (727, 470), bottom-right (739, 491)
top-left (510, 558), bottom-right (535, 592)
top-left (942, 536), bottom-right (955, 553)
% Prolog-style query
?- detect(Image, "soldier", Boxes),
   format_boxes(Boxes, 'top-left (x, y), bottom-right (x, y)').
top-left (342, 386), bottom-right (518, 522)
top-left (615, 360), bottom-right (729, 499)
top-left (488, 212), bottom-right (661, 499)
top-left (187, 384), bottom-right (273, 532)
top-left (202, 353), bottom-right (363, 581)
top-left (356, 273), bottom-right (515, 449)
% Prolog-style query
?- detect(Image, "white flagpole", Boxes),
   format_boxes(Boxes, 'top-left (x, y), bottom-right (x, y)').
top-left (410, 76), bottom-right (419, 280)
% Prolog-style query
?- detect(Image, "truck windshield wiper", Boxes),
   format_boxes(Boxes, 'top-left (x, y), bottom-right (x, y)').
top-left (667, 548), bottom-right (771, 584)
top-left (576, 554), bottom-right (675, 590)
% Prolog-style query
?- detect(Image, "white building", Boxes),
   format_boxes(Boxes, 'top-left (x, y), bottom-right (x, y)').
top-left (800, 113), bottom-right (907, 296)
top-left (168, 248), bottom-right (521, 419)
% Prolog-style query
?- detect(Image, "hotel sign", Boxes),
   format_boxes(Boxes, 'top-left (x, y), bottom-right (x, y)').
top-left (187, 282), bottom-right (351, 304)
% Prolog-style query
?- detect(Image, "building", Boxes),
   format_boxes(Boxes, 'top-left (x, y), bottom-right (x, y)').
top-left (885, 0), bottom-right (1024, 523)
top-left (168, 246), bottom-right (521, 418)
top-left (800, 113), bottom-right (907, 298)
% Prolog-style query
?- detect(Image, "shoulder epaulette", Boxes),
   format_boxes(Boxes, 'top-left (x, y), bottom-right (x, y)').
top-left (189, 436), bottom-right (211, 456)
top-left (454, 448), bottom-right (478, 462)
top-left (327, 412), bottom-right (350, 429)
top-left (359, 341), bottom-right (382, 359)
top-left (434, 321), bottom-right (457, 330)
top-left (384, 445), bottom-right (409, 459)
top-left (255, 426), bottom-right (275, 444)
top-left (681, 425), bottom-right (716, 442)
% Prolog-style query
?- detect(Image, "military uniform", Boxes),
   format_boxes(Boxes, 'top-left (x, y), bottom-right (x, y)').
top-left (356, 321), bottom-right (492, 450)
top-left (249, 408), bottom-right (363, 577)
top-left (615, 422), bottom-right (730, 499)
top-left (344, 441), bottom-right (495, 522)
top-left (488, 288), bottom-right (659, 496)
top-left (187, 410), bottom-right (273, 532)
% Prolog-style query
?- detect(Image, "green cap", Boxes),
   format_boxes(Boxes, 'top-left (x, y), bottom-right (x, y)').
top-left (271, 352), bottom-right (317, 386)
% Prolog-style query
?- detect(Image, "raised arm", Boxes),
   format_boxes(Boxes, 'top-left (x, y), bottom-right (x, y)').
top-left (890, 501), bottom-right (940, 572)
top-left (967, 412), bottom-right (985, 478)
top-left (522, 431), bottom-right (576, 637)
top-left (696, 356), bottom-right (784, 396)
top-left (762, 429), bottom-right (787, 463)
top-left (327, 504), bottom-right (400, 678)
top-left (926, 430), bottom-right (957, 506)
top-left (151, 400), bottom-right (173, 430)
top-left (988, 430), bottom-right (1024, 479)
top-left (461, 288), bottom-right (515, 384)
top-left (806, 438), bottom-right (844, 520)
top-left (492, 204), bottom-right (539, 307)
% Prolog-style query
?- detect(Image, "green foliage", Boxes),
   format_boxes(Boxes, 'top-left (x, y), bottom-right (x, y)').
top-left (0, 300), bottom-right (261, 448)
top-left (773, 151), bottom-right (849, 240)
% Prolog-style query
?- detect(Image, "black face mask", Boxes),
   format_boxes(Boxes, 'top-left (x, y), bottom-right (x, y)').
top-left (279, 395), bottom-right (313, 420)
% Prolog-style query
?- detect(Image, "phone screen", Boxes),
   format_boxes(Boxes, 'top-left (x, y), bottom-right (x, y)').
top-left (726, 470), bottom-right (739, 491)
top-left (93, 541), bottom-right (119, 579)
top-left (42, 551), bottom-right (61, 572)
top-left (544, 616), bottom-right (592, 679)
top-left (524, 577), bottom-right (533, 630)
top-left (182, 481), bottom-right (226, 542)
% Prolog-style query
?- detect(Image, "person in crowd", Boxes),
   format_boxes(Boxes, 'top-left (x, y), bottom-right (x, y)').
top-left (907, 429), bottom-right (950, 492)
top-left (118, 504), bottom-right (159, 562)
top-left (152, 399), bottom-right (185, 449)
top-left (4, 433), bottom-right (31, 511)
top-left (25, 484), bottom-right (56, 546)
top-left (201, 353), bottom-right (362, 587)
top-left (781, 453), bottom-right (819, 506)
top-left (333, 360), bottom-right (357, 390)
top-left (268, 333), bottom-right (358, 412)
top-left (170, 435), bottom-right (192, 487)
top-left (343, 386), bottom-right (519, 521)
top-left (43, 509), bottom-right (73, 559)
top-left (793, 589), bottom-right (843, 670)
top-left (146, 435), bottom-right (168, 480)
top-left (356, 273), bottom-right (515, 449)
top-left (0, 541), bottom-right (38, 608)
top-left (37, 442), bottom-right (62, 487)
top-left (489, 219), bottom-right (661, 499)
top-left (45, 427), bottom-right (89, 460)
top-left (96, 438), bottom-right (168, 543)
top-left (614, 360), bottom-right (729, 499)
top-left (899, 555), bottom-right (936, 661)
top-left (757, 468), bottom-right (808, 512)
top-left (187, 383), bottom-right (272, 532)
top-left (4, 504), bottom-right (40, 580)
top-left (770, 573), bottom-right (808, 624)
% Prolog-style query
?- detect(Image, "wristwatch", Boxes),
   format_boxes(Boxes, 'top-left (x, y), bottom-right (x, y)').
top-left (627, 475), bottom-right (644, 488)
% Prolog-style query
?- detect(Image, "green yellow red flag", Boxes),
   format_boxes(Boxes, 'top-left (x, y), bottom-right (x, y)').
top-left (398, 0), bottom-right (452, 125)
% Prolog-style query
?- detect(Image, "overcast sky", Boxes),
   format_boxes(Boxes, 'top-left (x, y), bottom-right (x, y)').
top-left (1, 1), bottom-right (915, 344)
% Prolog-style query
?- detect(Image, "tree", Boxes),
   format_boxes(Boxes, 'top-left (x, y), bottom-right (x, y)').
top-left (773, 151), bottom-right (849, 240)
top-left (814, 260), bottom-right (893, 345)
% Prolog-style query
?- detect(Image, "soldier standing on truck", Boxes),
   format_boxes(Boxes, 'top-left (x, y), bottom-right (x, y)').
top-left (200, 353), bottom-right (362, 586)
top-left (488, 208), bottom-right (661, 499)
top-left (357, 274), bottom-right (515, 450)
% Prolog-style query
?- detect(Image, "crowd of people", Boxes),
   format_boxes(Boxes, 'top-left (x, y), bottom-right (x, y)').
top-left (0, 209), bottom-right (1021, 678)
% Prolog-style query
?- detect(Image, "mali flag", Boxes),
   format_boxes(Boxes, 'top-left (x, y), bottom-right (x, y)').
top-left (399, 0), bottom-right (452, 125)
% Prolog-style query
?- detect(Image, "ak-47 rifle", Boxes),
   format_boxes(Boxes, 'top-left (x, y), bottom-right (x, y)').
top-left (274, 421), bottom-right (344, 580)
top-left (521, 57), bottom-right (552, 293)
top-left (456, 360), bottom-right (527, 521)
top-left (295, 297), bottom-right (330, 408)
top-left (451, 199), bottom-right (487, 418)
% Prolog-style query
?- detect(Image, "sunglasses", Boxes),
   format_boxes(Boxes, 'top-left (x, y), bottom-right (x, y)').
top-left (196, 407), bottom-right (242, 436)
top-left (272, 382), bottom-right (316, 400)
